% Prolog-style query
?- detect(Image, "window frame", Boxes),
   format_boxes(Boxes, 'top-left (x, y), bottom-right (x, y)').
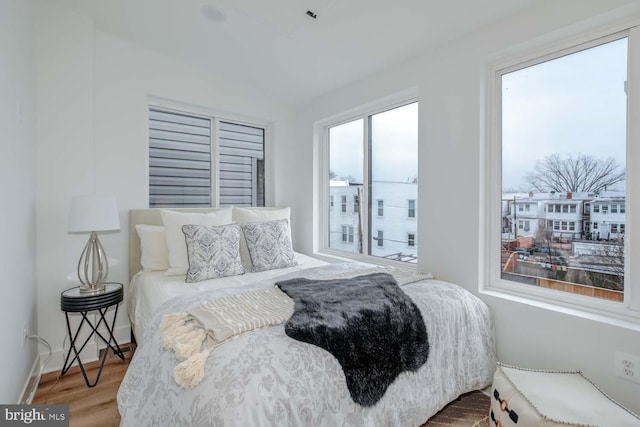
top-left (482, 24), bottom-right (640, 328)
top-left (147, 99), bottom-right (272, 208)
top-left (317, 90), bottom-right (419, 268)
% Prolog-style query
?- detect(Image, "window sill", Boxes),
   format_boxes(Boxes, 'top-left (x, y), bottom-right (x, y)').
top-left (315, 249), bottom-right (417, 272)
top-left (480, 285), bottom-right (640, 333)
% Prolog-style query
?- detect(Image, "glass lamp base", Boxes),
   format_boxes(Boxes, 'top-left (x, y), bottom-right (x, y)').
top-left (79, 283), bottom-right (106, 294)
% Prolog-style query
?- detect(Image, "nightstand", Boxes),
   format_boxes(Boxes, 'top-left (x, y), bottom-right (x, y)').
top-left (60, 282), bottom-right (125, 387)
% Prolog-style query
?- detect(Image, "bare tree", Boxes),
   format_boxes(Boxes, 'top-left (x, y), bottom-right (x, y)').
top-left (329, 170), bottom-right (338, 180)
top-left (524, 154), bottom-right (625, 193)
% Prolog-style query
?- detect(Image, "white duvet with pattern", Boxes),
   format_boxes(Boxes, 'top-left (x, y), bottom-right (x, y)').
top-left (117, 266), bottom-right (495, 427)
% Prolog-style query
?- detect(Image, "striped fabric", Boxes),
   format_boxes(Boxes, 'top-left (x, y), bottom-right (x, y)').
top-left (188, 288), bottom-right (294, 347)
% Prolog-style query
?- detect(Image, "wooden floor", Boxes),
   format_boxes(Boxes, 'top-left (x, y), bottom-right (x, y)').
top-left (33, 344), bottom-right (489, 427)
top-left (33, 344), bottom-right (134, 427)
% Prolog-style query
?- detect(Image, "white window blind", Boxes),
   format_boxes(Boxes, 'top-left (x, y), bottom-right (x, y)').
top-left (219, 121), bottom-right (265, 207)
top-left (149, 108), bottom-right (212, 207)
top-left (148, 108), bottom-right (265, 208)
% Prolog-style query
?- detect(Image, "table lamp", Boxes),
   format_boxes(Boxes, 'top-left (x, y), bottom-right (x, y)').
top-left (68, 195), bottom-right (120, 293)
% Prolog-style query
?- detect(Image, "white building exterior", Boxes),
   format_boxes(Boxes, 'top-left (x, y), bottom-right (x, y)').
top-left (587, 197), bottom-right (626, 240)
top-left (503, 191), bottom-right (625, 242)
top-left (329, 180), bottom-right (417, 262)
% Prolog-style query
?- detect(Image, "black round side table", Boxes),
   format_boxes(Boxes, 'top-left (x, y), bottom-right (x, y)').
top-left (60, 282), bottom-right (125, 387)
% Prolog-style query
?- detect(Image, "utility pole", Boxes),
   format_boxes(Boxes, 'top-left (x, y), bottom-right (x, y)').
top-left (357, 187), bottom-right (363, 254)
top-left (513, 195), bottom-right (518, 244)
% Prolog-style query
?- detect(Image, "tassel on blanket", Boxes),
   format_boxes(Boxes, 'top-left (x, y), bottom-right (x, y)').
top-left (174, 349), bottom-right (211, 389)
top-left (160, 313), bottom-right (189, 347)
top-left (160, 313), bottom-right (196, 351)
top-left (173, 328), bottom-right (207, 361)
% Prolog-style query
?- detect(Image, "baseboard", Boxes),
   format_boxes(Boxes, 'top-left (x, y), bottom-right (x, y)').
top-left (42, 323), bottom-right (131, 374)
top-left (18, 354), bottom-right (41, 404)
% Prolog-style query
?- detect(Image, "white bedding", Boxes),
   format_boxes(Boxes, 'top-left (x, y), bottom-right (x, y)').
top-left (128, 253), bottom-right (327, 340)
top-left (118, 262), bottom-right (496, 426)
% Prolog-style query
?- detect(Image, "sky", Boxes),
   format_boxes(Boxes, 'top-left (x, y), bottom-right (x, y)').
top-left (328, 38), bottom-right (627, 191)
top-left (329, 102), bottom-right (418, 183)
top-left (501, 36), bottom-right (628, 192)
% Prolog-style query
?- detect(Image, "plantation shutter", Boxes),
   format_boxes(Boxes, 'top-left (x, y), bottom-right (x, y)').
top-left (149, 109), bottom-right (212, 207)
top-left (219, 121), bottom-right (265, 207)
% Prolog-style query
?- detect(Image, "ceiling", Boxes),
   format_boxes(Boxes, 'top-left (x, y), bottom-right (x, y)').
top-left (50, 0), bottom-right (540, 105)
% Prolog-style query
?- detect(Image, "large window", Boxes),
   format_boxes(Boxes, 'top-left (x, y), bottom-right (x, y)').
top-left (326, 101), bottom-right (418, 264)
top-left (148, 107), bottom-right (265, 208)
top-left (487, 26), bottom-right (640, 321)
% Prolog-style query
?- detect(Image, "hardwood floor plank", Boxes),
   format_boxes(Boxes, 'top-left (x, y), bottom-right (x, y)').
top-left (33, 345), bottom-right (133, 427)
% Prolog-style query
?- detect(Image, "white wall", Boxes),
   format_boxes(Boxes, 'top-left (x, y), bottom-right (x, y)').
top-left (35, 1), bottom-right (295, 371)
top-left (0, 0), bottom-right (37, 403)
top-left (290, 0), bottom-right (640, 412)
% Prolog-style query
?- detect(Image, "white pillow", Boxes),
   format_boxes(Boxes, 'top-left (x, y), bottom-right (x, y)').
top-left (232, 207), bottom-right (291, 268)
top-left (160, 209), bottom-right (233, 276)
top-left (135, 224), bottom-right (170, 272)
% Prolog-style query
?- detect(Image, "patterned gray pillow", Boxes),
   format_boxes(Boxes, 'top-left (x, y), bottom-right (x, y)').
top-left (182, 223), bottom-right (245, 283)
top-left (241, 219), bottom-right (297, 272)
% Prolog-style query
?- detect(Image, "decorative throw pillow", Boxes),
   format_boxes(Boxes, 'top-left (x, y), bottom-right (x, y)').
top-left (160, 209), bottom-right (233, 276)
top-left (135, 224), bottom-right (169, 272)
top-left (232, 207), bottom-right (291, 269)
top-left (241, 219), bottom-right (297, 272)
top-left (182, 224), bottom-right (245, 283)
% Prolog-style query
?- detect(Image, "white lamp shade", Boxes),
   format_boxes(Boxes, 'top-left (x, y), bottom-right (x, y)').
top-left (68, 195), bottom-right (120, 233)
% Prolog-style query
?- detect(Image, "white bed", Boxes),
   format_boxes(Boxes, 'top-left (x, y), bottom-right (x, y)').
top-left (117, 208), bottom-right (496, 426)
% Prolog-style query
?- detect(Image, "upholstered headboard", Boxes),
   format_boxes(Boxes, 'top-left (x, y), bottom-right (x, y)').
top-left (128, 208), bottom-right (218, 280)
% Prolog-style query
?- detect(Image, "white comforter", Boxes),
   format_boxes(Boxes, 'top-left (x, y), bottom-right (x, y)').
top-left (118, 264), bottom-right (496, 427)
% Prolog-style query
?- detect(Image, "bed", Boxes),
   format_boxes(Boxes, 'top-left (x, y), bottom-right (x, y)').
top-left (117, 208), bottom-right (496, 426)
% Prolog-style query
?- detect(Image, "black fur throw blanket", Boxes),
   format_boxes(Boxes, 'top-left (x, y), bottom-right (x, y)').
top-left (276, 272), bottom-right (429, 407)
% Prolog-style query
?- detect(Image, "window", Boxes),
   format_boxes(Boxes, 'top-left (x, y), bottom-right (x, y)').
top-left (408, 233), bottom-right (415, 247)
top-left (330, 196), bottom-right (334, 208)
top-left (326, 100), bottom-right (418, 263)
top-left (621, 203), bottom-right (626, 213)
top-left (341, 195), bottom-right (347, 213)
top-left (611, 224), bottom-right (619, 233)
top-left (525, 204), bottom-right (530, 212)
top-left (148, 108), bottom-right (265, 207)
top-left (342, 225), bottom-right (354, 243)
top-left (518, 205), bottom-right (523, 212)
top-left (488, 28), bottom-right (633, 316)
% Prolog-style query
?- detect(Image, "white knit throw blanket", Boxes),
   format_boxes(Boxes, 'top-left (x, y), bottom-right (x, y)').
top-left (160, 288), bottom-right (294, 389)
